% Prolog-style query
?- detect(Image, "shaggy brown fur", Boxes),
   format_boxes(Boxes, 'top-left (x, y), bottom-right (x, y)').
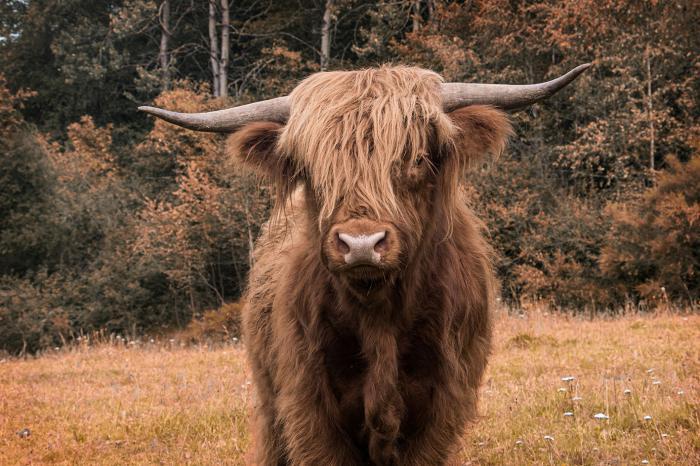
top-left (228, 66), bottom-right (512, 465)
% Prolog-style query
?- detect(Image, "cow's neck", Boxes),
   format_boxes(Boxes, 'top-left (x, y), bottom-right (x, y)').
top-left (327, 220), bottom-right (443, 330)
top-left (321, 231), bottom-right (442, 464)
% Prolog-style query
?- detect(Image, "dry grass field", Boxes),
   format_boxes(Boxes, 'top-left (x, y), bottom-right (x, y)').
top-left (2, 310), bottom-right (698, 465)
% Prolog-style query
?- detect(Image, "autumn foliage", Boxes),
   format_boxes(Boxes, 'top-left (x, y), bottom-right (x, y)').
top-left (1, 81), bottom-right (269, 353)
top-left (1, 0), bottom-right (699, 353)
top-left (601, 148), bottom-right (700, 305)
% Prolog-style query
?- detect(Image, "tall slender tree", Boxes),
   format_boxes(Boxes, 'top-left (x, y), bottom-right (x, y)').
top-left (320, 0), bottom-right (333, 70)
top-left (159, 0), bottom-right (171, 89)
top-left (207, 0), bottom-right (231, 97)
top-left (645, 46), bottom-right (655, 171)
top-left (219, 0), bottom-right (230, 97)
top-left (208, 0), bottom-right (220, 96)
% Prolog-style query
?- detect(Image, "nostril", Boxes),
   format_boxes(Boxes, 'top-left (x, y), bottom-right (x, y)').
top-left (336, 231), bottom-right (386, 265)
top-left (373, 231), bottom-right (388, 254)
top-left (335, 233), bottom-right (350, 254)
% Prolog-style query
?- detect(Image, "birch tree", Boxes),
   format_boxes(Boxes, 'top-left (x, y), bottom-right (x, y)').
top-left (645, 47), bottom-right (655, 171)
top-left (158, 0), bottom-right (171, 89)
top-left (219, 0), bottom-right (230, 97)
top-left (209, 0), bottom-right (220, 96)
top-left (320, 0), bottom-right (333, 70)
top-left (208, 0), bottom-right (231, 97)
top-left (412, 0), bottom-right (421, 32)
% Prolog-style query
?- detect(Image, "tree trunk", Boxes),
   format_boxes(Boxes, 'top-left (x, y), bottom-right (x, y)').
top-left (412, 0), bottom-right (421, 32)
top-left (219, 0), bottom-right (230, 97)
top-left (320, 0), bottom-right (332, 70)
top-left (159, 0), bottom-right (171, 89)
top-left (209, 0), bottom-right (220, 97)
top-left (243, 197), bottom-right (255, 268)
top-left (646, 51), bottom-right (655, 171)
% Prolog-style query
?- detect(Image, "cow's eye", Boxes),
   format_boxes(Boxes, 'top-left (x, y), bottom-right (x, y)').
top-left (404, 154), bottom-right (433, 189)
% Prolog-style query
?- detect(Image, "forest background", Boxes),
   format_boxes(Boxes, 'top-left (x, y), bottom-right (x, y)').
top-left (1, 0), bottom-right (698, 354)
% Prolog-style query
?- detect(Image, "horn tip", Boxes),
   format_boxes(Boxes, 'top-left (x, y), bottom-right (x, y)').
top-left (573, 63), bottom-right (593, 74)
top-left (138, 106), bottom-right (174, 121)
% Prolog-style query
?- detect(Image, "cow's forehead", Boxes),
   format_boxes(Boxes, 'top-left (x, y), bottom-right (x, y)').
top-left (277, 66), bottom-right (457, 221)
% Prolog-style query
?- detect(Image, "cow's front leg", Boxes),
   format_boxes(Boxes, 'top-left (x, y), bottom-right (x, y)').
top-left (275, 348), bottom-right (361, 466)
top-left (249, 366), bottom-right (287, 465)
top-left (398, 382), bottom-right (473, 466)
top-left (399, 336), bottom-right (490, 466)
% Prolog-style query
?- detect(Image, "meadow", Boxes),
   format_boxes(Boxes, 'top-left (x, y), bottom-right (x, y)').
top-left (2, 309), bottom-right (698, 465)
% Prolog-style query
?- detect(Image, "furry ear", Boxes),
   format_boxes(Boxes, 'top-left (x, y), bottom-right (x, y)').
top-left (447, 105), bottom-right (513, 167)
top-left (226, 121), bottom-right (287, 178)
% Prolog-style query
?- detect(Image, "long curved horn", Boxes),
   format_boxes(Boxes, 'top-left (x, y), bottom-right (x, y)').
top-left (441, 63), bottom-right (591, 112)
top-left (139, 64), bottom-right (590, 132)
top-left (138, 96), bottom-right (290, 133)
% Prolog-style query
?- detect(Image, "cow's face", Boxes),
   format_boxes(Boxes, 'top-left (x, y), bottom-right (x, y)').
top-left (228, 68), bottom-right (511, 289)
top-left (312, 121), bottom-right (447, 286)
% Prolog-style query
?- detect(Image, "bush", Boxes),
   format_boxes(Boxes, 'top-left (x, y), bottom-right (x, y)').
top-left (512, 197), bottom-right (611, 308)
top-left (0, 272), bottom-right (85, 354)
top-left (0, 75), bottom-right (58, 275)
top-left (178, 302), bottom-right (242, 344)
top-left (470, 154), bottom-right (611, 309)
top-left (601, 151), bottom-right (700, 305)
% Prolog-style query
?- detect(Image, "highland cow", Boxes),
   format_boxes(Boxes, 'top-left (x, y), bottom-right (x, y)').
top-left (140, 64), bottom-right (589, 465)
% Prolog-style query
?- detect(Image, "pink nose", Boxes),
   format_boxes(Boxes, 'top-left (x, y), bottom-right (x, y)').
top-left (326, 219), bottom-right (399, 271)
top-left (336, 231), bottom-right (387, 265)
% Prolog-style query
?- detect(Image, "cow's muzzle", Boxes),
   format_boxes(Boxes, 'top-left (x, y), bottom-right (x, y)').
top-left (324, 219), bottom-right (401, 277)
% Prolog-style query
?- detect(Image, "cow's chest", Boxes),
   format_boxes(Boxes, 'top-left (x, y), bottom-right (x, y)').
top-left (323, 327), bottom-right (440, 449)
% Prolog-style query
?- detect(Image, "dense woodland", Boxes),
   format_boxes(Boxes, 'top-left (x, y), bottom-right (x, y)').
top-left (1, 0), bottom-right (698, 354)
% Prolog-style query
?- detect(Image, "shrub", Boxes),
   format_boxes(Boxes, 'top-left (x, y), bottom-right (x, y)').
top-left (178, 302), bottom-right (242, 344)
top-left (0, 272), bottom-right (84, 354)
top-left (470, 154), bottom-right (611, 309)
top-left (601, 150), bottom-right (700, 305)
top-left (0, 75), bottom-right (58, 275)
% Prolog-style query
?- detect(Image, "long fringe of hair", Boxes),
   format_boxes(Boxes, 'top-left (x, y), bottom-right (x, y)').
top-left (278, 66), bottom-right (459, 226)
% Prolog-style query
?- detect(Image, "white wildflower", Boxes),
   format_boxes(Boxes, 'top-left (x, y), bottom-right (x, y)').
top-left (572, 396), bottom-right (583, 401)
top-left (643, 415), bottom-right (652, 421)
top-left (543, 435), bottom-right (554, 441)
top-left (563, 412), bottom-right (574, 417)
top-left (561, 376), bottom-right (575, 382)
top-left (593, 413), bottom-right (609, 420)
top-left (624, 389), bottom-right (632, 395)
top-left (558, 387), bottom-right (567, 393)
